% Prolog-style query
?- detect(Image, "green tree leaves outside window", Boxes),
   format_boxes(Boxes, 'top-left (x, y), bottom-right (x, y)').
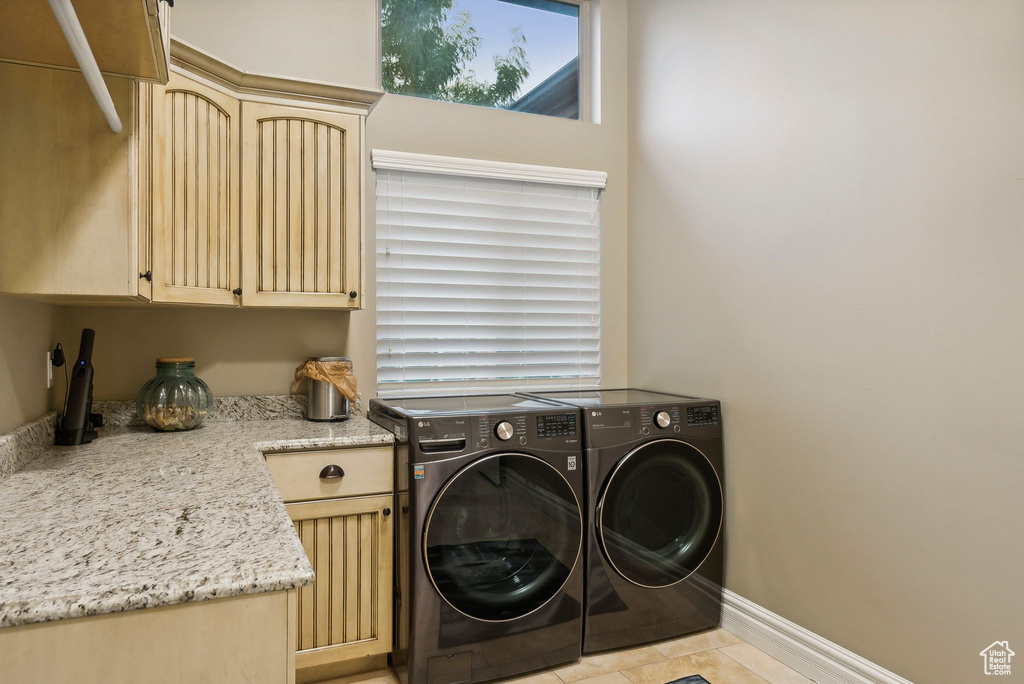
top-left (381, 0), bottom-right (531, 109)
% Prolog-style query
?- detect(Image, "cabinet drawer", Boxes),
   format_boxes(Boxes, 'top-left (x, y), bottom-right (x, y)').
top-left (265, 446), bottom-right (393, 503)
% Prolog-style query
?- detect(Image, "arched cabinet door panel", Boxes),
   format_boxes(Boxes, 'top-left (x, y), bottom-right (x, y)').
top-left (148, 71), bottom-right (241, 305)
top-left (240, 102), bottom-right (362, 309)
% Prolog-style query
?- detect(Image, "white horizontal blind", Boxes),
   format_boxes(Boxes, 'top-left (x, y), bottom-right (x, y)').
top-left (375, 158), bottom-right (602, 396)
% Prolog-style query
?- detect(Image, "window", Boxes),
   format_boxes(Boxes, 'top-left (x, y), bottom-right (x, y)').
top-left (373, 150), bottom-right (604, 396)
top-left (380, 0), bottom-right (589, 120)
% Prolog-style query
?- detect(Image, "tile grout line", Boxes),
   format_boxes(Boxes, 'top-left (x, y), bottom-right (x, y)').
top-left (714, 646), bottom-right (775, 684)
top-left (555, 670), bottom-right (574, 684)
top-left (717, 643), bottom-right (816, 684)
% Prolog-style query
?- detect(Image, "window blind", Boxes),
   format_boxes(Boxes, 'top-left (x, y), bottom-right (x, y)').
top-left (373, 151), bottom-right (604, 397)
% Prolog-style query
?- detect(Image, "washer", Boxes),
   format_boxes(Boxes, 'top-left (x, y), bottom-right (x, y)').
top-left (523, 389), bottom-right (724, 654)
top-left (369, 394), bottom-right (586, 684)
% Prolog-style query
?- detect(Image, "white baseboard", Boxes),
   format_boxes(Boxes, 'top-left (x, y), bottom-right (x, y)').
top-left (720, 589), bottom-right (914, 684)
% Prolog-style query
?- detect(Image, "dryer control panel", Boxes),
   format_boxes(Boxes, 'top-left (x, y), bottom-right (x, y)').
top-left (583, 401), bottom-right (721, 448)
top-left (536, 412), bottom-right (578, 439)
top-left (685, 404), bottom-right (720, 427)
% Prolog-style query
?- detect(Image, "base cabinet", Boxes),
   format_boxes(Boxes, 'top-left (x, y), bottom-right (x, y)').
top-left (0, 591), bottom-right (295, 684)
top-left (289, 495), bottom-right (394, 680)
top-left (267, 445), bottom-right (395, 683)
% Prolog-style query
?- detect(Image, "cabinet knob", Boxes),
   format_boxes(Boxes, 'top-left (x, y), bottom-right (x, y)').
top-left (140, 270), bottom-right (152, 282)
top-left (382, 507), bottom-right (392, 517)
top-left (319, 464), bottom-right (345, 479)
top-left (232, 287), bottom-right (242, 296)
top-left (348, 290), bottom-right (357, 298)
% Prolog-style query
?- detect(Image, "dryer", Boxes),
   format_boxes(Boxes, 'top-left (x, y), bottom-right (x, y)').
top-left (369, 394), bottom-right (586, 684)
top-left (524, 389), bottom-right (724, 654)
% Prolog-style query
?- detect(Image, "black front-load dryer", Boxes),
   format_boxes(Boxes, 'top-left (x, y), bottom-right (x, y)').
top-left (369, 394), bottom-right (585, 684)
top-left (524, 389), bottom-right (724, 654)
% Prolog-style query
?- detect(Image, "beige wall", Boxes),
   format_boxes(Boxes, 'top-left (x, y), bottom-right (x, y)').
top-left (64, 306), bottom-right (351, 404)
top-left (626, 1), bottom-right (1024, 682)
top-left (0, 299), bottom-right (64, 434)
top-left (169, 0), bottom-right (380, 89)
top-left (73, 0), bottom-right (628, 404)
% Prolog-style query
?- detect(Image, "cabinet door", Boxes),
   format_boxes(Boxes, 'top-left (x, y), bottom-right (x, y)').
top-left (0, 63), bottom-right (142, 299)
top-left (150, 72), bottom-right (241, 305)
top-left (240, 102), bottom-right (362, 308)
top-left (288, 495), bottom-right (393, 671)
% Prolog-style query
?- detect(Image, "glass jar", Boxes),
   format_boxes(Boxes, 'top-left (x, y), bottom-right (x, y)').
top-left (136, 358), bottom-right (213, 431)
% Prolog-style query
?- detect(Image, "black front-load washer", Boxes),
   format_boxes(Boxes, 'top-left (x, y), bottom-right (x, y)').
top-left (369, 394), bottom-right (586, 684)
top-left (523, 389), bottom-right (724, 654)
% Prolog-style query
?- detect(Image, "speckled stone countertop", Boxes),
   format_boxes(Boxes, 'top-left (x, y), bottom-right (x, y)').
top-left (0, 415), bottom-right (394, 629)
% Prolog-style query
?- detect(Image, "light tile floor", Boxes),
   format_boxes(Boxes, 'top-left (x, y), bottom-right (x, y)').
top-left (323, 628), bottom-right (812, 684)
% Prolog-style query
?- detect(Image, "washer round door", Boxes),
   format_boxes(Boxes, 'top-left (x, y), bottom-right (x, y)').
top-left (597, 439), bottom-right (723, 588)
top-left (423, 452), bottom-right (583, 622)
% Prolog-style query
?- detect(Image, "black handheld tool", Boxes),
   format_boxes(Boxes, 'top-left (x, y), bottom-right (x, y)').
top-left (55, 328), bottom-right (101, 446)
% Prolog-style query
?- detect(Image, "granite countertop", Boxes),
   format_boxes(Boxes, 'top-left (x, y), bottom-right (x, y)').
top-left (0, 413), bottom-right (394, 629)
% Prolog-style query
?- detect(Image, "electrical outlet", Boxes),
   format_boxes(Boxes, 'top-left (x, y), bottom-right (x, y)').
top-left (46, 351), bottom-right (54, 389)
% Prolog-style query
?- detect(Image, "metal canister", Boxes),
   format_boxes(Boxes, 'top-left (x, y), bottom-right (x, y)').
top-left (306, 356), bottom-right (351, 421)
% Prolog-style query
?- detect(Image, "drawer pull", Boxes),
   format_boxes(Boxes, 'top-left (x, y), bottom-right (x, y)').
top-left (319, 464), bottom-right (345, 479)
top-left (383, 507), bottom-right (392, 517)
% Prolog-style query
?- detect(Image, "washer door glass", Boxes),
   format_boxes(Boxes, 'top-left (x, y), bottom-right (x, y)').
top-left (424, 453), bottom-right (582, 622)
top-left (598, 440), bottom-right (722, 587)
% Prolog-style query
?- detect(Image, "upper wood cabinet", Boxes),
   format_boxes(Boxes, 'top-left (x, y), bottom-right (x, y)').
top-left (0, 41), bottom-right (382, 307)
top-left (0, 0), bottom-right (170, 83)
top-left (240, 103), bottom-right (362, 308)
top-left (0, 61), bottom-right (147, 302)
top-left (141, 43), bottom-right (379, 309)
top-left (147, 71), bottom-right (241, 305)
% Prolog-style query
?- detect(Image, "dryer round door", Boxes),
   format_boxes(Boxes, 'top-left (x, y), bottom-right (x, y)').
top-left (423, 452), bottom-right (583, 622)
top-left (597, 439), bottom-right (723, 588)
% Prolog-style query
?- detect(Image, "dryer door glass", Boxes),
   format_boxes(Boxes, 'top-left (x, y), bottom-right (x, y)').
top-left (598, 439), bottom-right (722, 587)
top-left (424, 453), bottom-right (583, 622)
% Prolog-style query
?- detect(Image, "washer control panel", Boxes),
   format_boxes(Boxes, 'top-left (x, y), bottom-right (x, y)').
top-left (476, 414), bottom-right (528, 447)
top-left (536, 412), bottom-right (578, 439)
top-left (495, 421), bottom-right (515, 441)
top-left (411, 411), bottom-right (582, 458)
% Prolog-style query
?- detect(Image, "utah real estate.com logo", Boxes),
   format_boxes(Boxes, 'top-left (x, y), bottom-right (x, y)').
top-left (980, 641), bottom-right (1014, 676)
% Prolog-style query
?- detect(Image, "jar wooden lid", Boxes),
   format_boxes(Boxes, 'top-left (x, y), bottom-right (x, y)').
top-left (156, 357), bottom-right (195, 363)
